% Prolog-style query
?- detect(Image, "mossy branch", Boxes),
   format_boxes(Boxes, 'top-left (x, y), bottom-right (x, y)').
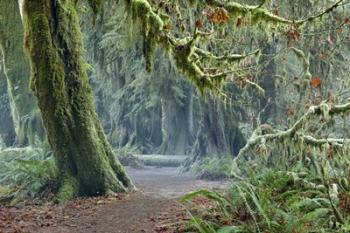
top-left (128, 0), bottom-right (261, 93)
top-left (205, 0), bottom-right (345, 25)
top-left (235, 101), bottom-right (350, 161)
top-left (125, 0), bottom-right (345, 94)
top-left (195, 48), bottom-right (260, 63)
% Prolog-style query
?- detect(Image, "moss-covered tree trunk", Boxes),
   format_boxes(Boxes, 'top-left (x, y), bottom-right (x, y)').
top-left (191, 97), bottom-right (246, 158)
top-left (159, 96), bottom-right (193, 155)
top-left (0, 0), bottom-right (45, 146)
top-left (23, 0), bottom-right (133, 202)
top-left (0, 60), bottom-right (16, 146)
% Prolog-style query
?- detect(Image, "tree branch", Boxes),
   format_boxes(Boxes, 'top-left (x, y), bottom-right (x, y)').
top-left (235, 102), bottom-right (350, 160)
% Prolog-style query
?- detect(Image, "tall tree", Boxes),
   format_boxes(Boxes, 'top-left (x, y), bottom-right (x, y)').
top-left (23, 0), bottom-right (133, 202)
top-left (0, 0), bottom-right (44, 146)
top-left (0, 59), bottom-right (16, 146)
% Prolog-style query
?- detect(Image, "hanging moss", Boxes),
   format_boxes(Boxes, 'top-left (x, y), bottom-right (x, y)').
top-left (129, 0), bottom-right (163, 71)
top-left (291, 47), bottom-right (312, 80)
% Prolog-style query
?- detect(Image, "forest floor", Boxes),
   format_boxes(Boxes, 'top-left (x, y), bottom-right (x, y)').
top-left (1, 166), bottom-right (228, 233)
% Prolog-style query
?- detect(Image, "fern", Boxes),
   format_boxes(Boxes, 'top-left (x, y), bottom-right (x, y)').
top-left (0, 147), bottom-right (58, 203)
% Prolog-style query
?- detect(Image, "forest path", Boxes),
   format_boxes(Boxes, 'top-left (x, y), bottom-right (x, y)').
top-left (39, 166), bottom-right (228, 233)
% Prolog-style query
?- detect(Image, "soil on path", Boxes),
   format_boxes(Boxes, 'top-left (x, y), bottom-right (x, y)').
top-left (3, 167), bottom-right (228, 233)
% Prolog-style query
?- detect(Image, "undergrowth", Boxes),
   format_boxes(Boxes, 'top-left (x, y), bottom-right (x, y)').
top-left (183, 152), bottom-right (350, 232)
top-left (191, 155), bottom-right (232, 180)
top-left (0, 147), bottom-right (57, 205)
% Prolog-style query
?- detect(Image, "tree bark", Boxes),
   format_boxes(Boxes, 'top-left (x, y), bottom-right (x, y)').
top-left (23, 0), bottom-right (133, 202)
top-left (258, 40), bottom-right (277, 124)
top-left (0, 0), bottom-right (45, 146)
top-left (191, 97), bottom-right (246, 158)
top-left (0, 60), bottom-right (16, 146)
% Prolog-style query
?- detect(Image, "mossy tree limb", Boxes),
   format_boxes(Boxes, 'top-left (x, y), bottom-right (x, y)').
top-left (234, 102), bottom-right (350, 169)
top-left (23, 0), bottom-right (133, 202)
top-left (204, 0), bottom-right (345, 25)
top-left (128, 0), bottom-right (261, 93)
top-left (0, 0), bottom-right (45, 146)
top-left (125, 0), bottom-right (345, 94)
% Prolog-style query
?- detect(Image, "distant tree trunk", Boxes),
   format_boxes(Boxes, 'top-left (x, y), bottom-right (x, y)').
top-left (0, 0), bottom-right (45, 146)
top-left (23, 0), bottom-right (133, 202)
top-left (158, 62), bottom-right (194, 155)
top-left (159, 96), bottom-right (193, 155)
top-left (258, 40), bottom-right (277, 124)
top-left (0, 61), bottom-right (16, 146)
top-left (191, 97), bottom-right (246, 158)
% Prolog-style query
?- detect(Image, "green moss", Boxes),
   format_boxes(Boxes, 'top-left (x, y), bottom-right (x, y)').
top-left (129, 0), bottom-right (163, 71)
top-left (23, 0), bottom-right (133, 200)
top-left (55, 174), bottom-right (79, 203)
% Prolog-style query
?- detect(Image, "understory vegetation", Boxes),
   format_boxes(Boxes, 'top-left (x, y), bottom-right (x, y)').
top-left (184, 148), bottom-right (350, 232)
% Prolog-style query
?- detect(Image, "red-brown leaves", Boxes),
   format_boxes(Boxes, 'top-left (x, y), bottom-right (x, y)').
top-left (285, 26), bottom-right (301, 47)
top-left (207, 7), bottom-right (230, 24)
top-left (195, 19), bottom-right (203, 29)
top-left (310, 76), bottom-right (322, 88)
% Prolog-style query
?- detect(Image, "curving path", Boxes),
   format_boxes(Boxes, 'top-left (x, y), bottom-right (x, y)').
top-left (39, 166), bottom-right (228, 233)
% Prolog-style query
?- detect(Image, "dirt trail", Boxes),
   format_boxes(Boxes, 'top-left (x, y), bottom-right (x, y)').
top-left (37, 167), bottom-right (228, 233)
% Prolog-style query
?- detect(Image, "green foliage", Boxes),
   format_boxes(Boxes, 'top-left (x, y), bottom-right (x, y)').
top-left (191, 155), bottom-right (232, 180)
top-left (183, 166), bottom-right (350, 233)
top-left (0, 147), bottom-right (57, 203)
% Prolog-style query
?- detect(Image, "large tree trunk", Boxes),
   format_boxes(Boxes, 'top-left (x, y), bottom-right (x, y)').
top-left (157, 59), bottom-right (194, 155)
top-left (23, 0), bottom-right (133, 202)
top-left (191, 97), bottom-right (246, 159)
top-left (159, 96), bottom-right (192, 155)
top-left (0, 0), bottom-right (45, 146)
top-left (0, 60), bottom-right (16, 147)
